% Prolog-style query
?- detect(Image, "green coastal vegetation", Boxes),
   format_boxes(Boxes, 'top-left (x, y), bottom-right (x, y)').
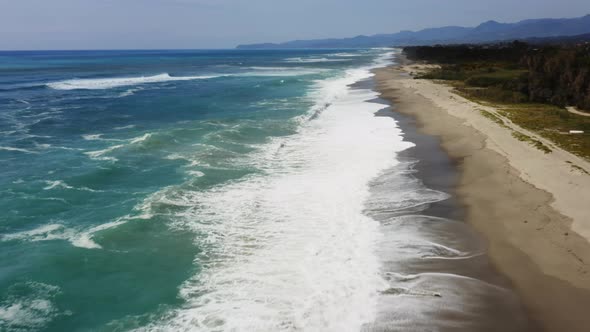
top-left (403, 41), bottom-right (590, 160)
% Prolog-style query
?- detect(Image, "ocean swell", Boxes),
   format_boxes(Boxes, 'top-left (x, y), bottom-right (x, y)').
top-left (46, 73), bottom-right (221, 90)
top-left (46, 67), bottom-right (330, 91)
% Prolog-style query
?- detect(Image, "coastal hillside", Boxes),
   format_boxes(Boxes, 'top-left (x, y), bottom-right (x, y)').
top-left (237, 14), bottom-right (590, 49)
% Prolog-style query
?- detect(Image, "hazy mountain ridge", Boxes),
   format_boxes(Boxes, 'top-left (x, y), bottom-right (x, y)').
top-left (236, 14), bottom-right (590, 49)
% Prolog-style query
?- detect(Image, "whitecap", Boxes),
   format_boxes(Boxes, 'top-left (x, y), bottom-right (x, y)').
top-left (0, 146), bottom-right (38, 154)
top-left (0, 130), bottom-right (17, 136)
top-left (284, 57), bottom-right (349, 63)
top-left (82, 134), bottom-right (104, 140)
top-left (114, 125), bottom-right (136, 130)
top-left (47, 73), bottom-right (222, 90)
top-left (34, 143), bottom-right (81, 151)
top-left (118, 87), bottom-right (141, 97)
top-left (82, 133), bottom-right (124, 142)
top-left (0, 282), bottom-right (63, 331)
top-left (71, 219), bottom-right (127, 249)
top-left (242, 67), bottom-right (329, 77)
top-left (43, 180), bottom-right (73, 190)
top-left (33, 143), bottom-right (52, 149)
top-left (1, 224), bottom-right (65, 242)
top-left (331, 52), bottom-right (365, 57)
top-left (129, 133), bottom-right (152, 144)
top-left (84, 144), bottom-right (125, 161)
top-left (43, 180), bottom-right (102, 193)
top-left (187, 170), bottom-right (205, 177)
top-left (138, 50), bottom-right (410, 332)
top-left (1, 218), bottom-right (128, 249)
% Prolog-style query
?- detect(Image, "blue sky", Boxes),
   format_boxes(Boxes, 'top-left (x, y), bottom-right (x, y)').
top-left (1, 0), bottom-right (589, 50)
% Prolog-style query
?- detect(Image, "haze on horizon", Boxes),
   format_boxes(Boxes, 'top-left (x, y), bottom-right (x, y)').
top-left (1, 0), bottom-right (590, 50)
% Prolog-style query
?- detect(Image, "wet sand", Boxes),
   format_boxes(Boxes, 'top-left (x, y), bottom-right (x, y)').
top-left (355, 81), bottom-right (532, 330)
top-left (372, 62), bottom-right (590, 331)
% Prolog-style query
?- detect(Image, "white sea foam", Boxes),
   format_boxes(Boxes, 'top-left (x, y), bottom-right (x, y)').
top-left (187, 170), bottom-right (205, 177)
top-left (83, 131), bottom-right (154, 161)
top-left (331, 52), bottom-right (365, 57)
top-left (0, 282), bottom-right (63, 331)
top-left (1, 224), bottom-right (65, 242)
top-left (284, 57), bottom-right (349, 63)
top-left (33, 143), bottom-right (51, 149)
top-left (1, 217), bottom-right (129, 249)
top-left (129, 133), bottom-right (152, 144)
top-left (139, 50), bottom-right (411, 332)
top-left (243, 67), bottom-right (329, 77)
top-left (0, 300), bottom-right (53, 327)
top-left (43, 180), bottom-right (74, 190)
top-left (47, 73), bottom-right (222, 90)
top-left (0, 130), bottom-right (17, 136)
top-left (118, 87), bottom-right (141, 97)
top-left (47, 68), bottom-right (329, 91)
top-left (43, 180), bottom-right (101, 192)
top-left (33, 142), bottom-right (81, 151)
top-left (1, 224), bottom-right (83, 248)
top-left (71, 219), bottom-right (127, 249)
top-left (84, 144), bottom-right (125, 161)
top-left (82, 134), bottom-right (104, 140)
top-left (114, 125), bottom-right (136, 130)
top-left (0, 146), bottom-right (38, 154)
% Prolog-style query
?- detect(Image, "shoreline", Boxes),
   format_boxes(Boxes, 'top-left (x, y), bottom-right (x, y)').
top-left (370, 100), bottom-right (533, 331)
top-left (374, 60), bottom-right (590, 331)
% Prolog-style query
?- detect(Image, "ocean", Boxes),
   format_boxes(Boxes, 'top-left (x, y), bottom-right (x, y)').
top-left (0, 48), bottom-right (527, 332)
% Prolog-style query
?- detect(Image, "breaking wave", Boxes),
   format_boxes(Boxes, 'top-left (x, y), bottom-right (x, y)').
top-left (47, 73), bottom-right (222, 90)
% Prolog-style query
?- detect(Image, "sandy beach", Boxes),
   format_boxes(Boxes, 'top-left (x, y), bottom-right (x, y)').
top-left (374, 59), bottom-right (590, 331)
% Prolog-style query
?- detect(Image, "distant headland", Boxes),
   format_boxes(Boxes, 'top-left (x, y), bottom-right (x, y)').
top-left (236, 14), bottom-right (590, 49)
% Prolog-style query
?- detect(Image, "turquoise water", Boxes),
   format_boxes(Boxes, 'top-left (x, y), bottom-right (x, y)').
top-left (0, 49), bottom-right (404, 331)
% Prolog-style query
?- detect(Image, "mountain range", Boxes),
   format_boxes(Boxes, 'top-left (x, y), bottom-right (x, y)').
top-left (236, 14), bottom-right (590, 49)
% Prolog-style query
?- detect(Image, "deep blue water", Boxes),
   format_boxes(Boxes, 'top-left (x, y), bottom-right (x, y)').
top-left (0, 49), bottom-right (397, 331)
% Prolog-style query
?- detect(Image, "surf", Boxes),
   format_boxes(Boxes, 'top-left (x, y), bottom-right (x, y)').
top-left (46, 68), bottom-right (330, 91)
top-left (138, 51), bottom-right (413, 332)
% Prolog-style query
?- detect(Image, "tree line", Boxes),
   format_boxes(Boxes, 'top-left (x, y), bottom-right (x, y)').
top-left (403, 42), bottom-right (590, 111)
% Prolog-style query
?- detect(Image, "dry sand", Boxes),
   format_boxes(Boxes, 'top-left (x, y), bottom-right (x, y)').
top-left (374, 63), bottom-right (590, 331)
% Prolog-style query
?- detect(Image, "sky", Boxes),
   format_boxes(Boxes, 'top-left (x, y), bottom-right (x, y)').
top-left (1, 0), bottom-right (590, 50)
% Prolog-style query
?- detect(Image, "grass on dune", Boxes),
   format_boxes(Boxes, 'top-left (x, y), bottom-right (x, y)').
top-left (417, 66), bottom-right (590, 160)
